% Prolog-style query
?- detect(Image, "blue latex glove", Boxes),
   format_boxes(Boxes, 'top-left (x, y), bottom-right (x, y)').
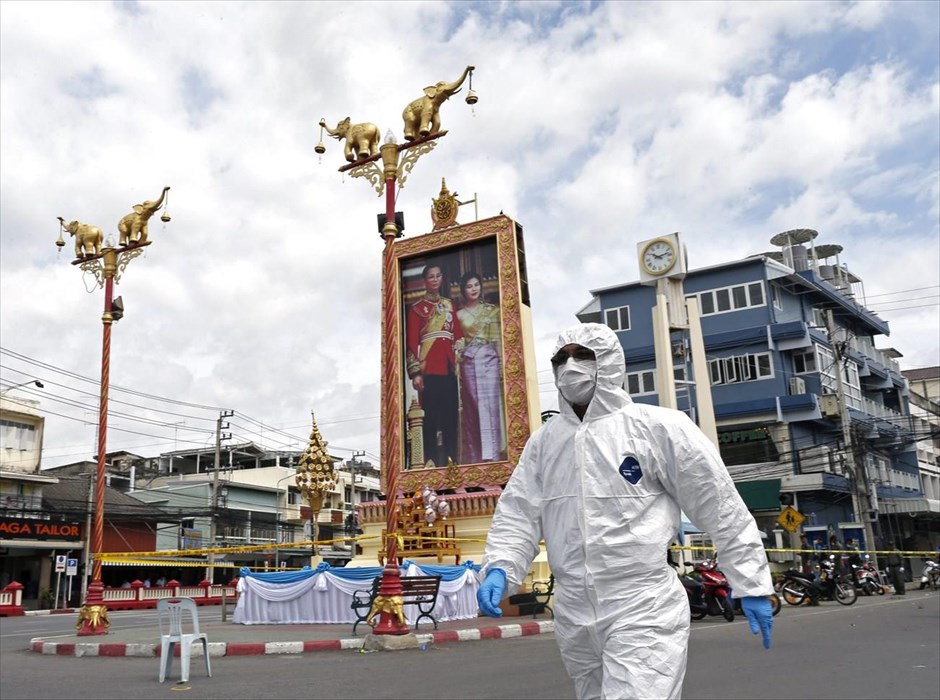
top-left (477, 568), bottom-right (507, 617)
top-left (740, 596), bottom-right (773, 649)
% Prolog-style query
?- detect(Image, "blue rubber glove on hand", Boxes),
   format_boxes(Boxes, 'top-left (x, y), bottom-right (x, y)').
top-left (740, 596), bottom-right (773, 649)
top-left (477, 568), bottom-right (507, 617)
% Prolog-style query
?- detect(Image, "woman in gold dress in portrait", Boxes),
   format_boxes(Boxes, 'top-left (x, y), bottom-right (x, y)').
top-left (456, 271), bottom-right (506, 464)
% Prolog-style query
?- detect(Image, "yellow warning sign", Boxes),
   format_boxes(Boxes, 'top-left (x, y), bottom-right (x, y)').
top-left (776, 506), bottom-right (805, 533)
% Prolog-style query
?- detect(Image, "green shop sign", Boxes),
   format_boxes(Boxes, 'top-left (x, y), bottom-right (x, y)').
top-left (718, 428), bottom-right (770, 444)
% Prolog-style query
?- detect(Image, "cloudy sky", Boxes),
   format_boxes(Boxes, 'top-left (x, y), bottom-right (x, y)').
top-left (1, 0), bottom-right (937, 470)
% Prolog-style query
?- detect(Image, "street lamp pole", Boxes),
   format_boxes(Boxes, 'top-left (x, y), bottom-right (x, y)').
top-left (56, 189), bottom-right (170, 635)
top-left (320, 66), bottom-right (476, 637)
top-left (0, 380), bottom-right (44, 395)
top-left (334, 131), bottom-right (447, 636)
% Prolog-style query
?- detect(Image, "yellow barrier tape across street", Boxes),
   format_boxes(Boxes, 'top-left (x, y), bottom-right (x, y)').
top-left (95, 534), bottom-right (383, 560)
top-left (94, 535), bottom-right (939, 563)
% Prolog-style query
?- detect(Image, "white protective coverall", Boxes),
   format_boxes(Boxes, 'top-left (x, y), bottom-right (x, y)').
top-left (481, 323), bottom-right (773, 700)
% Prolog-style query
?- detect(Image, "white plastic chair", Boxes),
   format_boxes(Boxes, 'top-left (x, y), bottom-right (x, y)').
top-left (157, 597), bottom-right (211, 683)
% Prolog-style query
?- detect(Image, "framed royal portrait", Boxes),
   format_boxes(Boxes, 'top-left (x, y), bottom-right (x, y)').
top-left (381, 214), bottom-right (538, 494)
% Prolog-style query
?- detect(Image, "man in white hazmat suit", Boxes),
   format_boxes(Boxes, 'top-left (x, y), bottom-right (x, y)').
top-left (478, 323), bottom-right (774, 700)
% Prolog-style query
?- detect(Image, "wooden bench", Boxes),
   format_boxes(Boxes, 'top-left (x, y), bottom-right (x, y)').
top-left (532, 575), bottom-right (554, 618)
top-left (351, 575), bottom-right (442, 635)
top-left (508, 574), bottom-right (554, 619)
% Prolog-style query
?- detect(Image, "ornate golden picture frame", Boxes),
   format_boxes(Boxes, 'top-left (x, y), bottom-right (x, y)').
top-left (383, 215), bottom-right (533, 494)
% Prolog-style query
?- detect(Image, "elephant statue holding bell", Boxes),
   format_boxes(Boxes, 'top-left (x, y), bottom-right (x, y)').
top-left (402, 65), bottom-right (474, 141)
top-left (366, 594), bottom-right (406, 629)
top-left (319, 118), bottom-right (381, 163)
top-left (117, 186), bottom-right (170, 246)
top-left (75, 604), bottom-right (110, 631)
top-left (58, 217), bottom-right (103, 258)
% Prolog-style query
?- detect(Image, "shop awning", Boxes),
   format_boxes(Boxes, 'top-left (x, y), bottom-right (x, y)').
top-left (101, 557), bottom-right (238, 568)
top-left (734, 479), bottom-right (781, 511)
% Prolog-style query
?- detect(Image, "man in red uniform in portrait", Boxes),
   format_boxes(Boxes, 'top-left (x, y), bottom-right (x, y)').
top-left (406, 262), bottom-right (463, 468)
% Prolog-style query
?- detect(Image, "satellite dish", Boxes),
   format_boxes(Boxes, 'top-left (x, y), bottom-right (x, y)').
top-left (814, 244), bottom-right (843, 259)
top-left (770, 228), bottom-right (818, 246)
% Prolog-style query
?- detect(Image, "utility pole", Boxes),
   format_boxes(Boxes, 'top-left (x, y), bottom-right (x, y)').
top-left (350, 450), bottom-right (366, 560)
top-left (824, 310), bottom-right (879, 568)
top-left (207, 410), bottom-right (233, 582)
top-left (81, 473), bottom-right (94, 603)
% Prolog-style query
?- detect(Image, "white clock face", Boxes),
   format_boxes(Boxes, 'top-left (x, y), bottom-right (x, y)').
top-left (643, 240), bottom-right (676, 275)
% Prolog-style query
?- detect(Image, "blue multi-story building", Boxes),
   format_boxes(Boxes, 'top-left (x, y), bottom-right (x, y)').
top-left (576, 232), bottom-right (938, 553)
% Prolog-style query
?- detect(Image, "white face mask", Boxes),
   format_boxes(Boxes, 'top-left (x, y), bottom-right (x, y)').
top-left (555, 359), bottom-right (597, 406)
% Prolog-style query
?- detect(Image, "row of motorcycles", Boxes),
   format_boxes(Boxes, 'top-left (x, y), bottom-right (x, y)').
top-left (777, 555), bottom-right (858, 606)
top-left (676, 559), bottom-right (782, 622)
top-left (780, 554), bottom-right (940, 601)
top-left (677, 554), bottom-right (939, 620)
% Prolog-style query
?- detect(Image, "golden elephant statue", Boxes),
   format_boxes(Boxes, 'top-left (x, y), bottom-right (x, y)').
top-left (319, 117), bottom-right (380, 163)
top-left (118, 186), bottom-right (170, 246)
top-left (366, 594), bottom-right (406, 628)
top-left (75, 604), bottom-right (111, 631)
top-left (58, 217), bottom-right (103, 258)
top-left (402, 65), bottom-right (474, 141)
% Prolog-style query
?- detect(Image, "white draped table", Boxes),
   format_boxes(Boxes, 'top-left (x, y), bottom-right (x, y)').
top-left (232, 562), bottom-right (481, 625)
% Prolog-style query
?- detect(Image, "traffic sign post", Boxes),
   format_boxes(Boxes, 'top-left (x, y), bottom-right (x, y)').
top-left (777, 505), bottom-right (805, 534)
top-left (66, 558), bottom-right (78, 607)
top-left (54, 555), bottom-right (66, 610)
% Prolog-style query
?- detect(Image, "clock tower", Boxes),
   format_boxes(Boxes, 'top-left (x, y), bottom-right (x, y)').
top-left (635, 232), bottom-right (717, 447)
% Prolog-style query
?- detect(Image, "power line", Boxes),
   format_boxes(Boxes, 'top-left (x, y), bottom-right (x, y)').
top-left (864, 285), bottom-right (939, 299)
top-left (1, 347), bottom-right (381, 457)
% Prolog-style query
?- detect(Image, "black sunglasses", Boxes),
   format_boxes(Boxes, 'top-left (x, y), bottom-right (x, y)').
top-left (550, 346), bottom-right (596, 367)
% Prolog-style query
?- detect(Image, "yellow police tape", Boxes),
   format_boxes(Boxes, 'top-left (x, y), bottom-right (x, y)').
top-left (95, 536), bottom-right (938, 562)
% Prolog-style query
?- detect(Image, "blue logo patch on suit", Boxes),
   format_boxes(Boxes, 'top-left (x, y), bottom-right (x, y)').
top-left (619, 456), bottom-right (643, 484)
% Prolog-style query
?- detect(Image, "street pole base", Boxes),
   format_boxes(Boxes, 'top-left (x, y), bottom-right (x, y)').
top-left (361, 631), bottom-right (422, 652)
top-left (75, 581), bottom-right (110, 636)
top-left (370, 564), bottom-right (411, 635)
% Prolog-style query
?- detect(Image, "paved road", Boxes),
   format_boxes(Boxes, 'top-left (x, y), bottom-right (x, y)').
top-left (1, 592), bottom-right (937, 699)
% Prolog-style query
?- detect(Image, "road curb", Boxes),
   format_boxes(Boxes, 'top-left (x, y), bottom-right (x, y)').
top-left (30, 620), bottom-right (555, 657)
top-left (24, 608), bottom-right (77, 616)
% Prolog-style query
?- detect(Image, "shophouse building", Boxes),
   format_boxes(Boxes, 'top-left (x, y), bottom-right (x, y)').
top-left (1, 390), bottom-right (62, 603)
top-left (129, 443), bottom-right (382, 576)
top-left (576, 233), bottom-right (938, 554)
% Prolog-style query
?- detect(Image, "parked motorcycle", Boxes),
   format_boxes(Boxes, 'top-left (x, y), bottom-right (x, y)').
top-left (919, 559), bottom-right (940, 590)
top-left (851, 557), bottom-right (885, 596)
top-left (679, 560), bottom-right (734, 622)
top-left (779, 556), bottom-right (857, 606)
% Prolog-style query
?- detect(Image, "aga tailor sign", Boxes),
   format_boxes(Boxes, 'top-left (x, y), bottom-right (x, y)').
top-left (0, 517), bottom-right (82, 541)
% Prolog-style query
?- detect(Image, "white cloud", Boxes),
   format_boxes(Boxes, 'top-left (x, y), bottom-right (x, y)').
top-left (1, 0), bottom-right (937, 468)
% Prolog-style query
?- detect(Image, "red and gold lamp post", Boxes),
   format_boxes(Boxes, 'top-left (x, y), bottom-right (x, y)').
top-left (55, 189), bottom-right (170, 635)
top-left (316, 67), bottom-right (476, 636)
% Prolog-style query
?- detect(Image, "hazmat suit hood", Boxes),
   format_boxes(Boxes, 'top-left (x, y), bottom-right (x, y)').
top-left (553, 323), bottom-right (630, 420)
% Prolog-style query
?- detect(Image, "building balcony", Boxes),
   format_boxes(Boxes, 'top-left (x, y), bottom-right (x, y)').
top-left (217, 525), bottom-right (277, 545)
top-left (846, 336), bottom-right (901, 375)
top-left (0, 494), bottom-right (43, 514)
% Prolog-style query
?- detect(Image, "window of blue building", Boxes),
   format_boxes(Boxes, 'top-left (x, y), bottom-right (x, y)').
top-left (604, 305), bottom-right (630, 331)
top-left (689, 282), bottom-right (765, 317)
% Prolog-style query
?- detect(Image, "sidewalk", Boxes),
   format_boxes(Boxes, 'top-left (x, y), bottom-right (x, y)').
top-left (28, 609), bottom-right (555, 658)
